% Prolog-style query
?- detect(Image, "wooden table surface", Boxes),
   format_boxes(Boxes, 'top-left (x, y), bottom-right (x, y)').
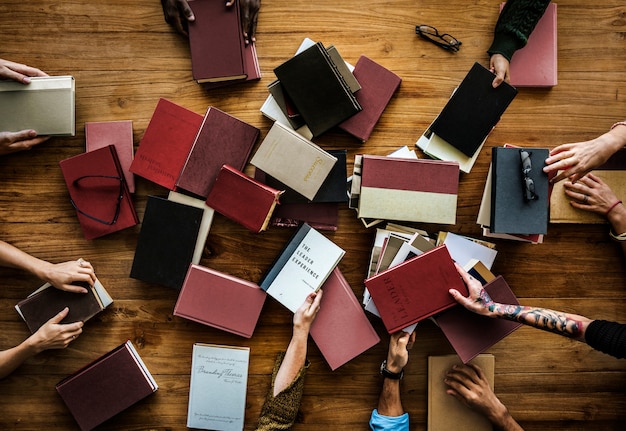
top-left (1, 0), bottom-right (625, 430)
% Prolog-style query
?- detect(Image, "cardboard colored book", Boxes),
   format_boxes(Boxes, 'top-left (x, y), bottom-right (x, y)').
top-left (15, 280), bottom-right (112, 334)
top-left (187, 343), bottom-right (249, 431)
top-left (364, 245), bottom-right (467, 333)
top-left (310, 267), bottom-right (380, 370)
top-left (429, 62), bottom-right (518, 157)
top-left (435, 275), bottom-right (523, 363)
top-left (85, 120), bottom-right (135, 193)
top-left (176, 106), bottom-right (259, 198)
top-left (187, 0), bottom-right (247, 83)
top-left (428, 354), bottom-right (495, 431)
top-left (205, 164), bottom-right (283, 233)
top-left (130, 98), bottom-right (203, 190)
top-left (59, 145), bottom-right (139, 240)
top-left (130, 195), bottom-right (203, 290)
top-left (174, 264), bottom-right (266, 338)
top-left (250, 121), bottom-right (337, 201)
top-left (357, 155), bottom-right (460, 224)
top-left (274, 41), bottom-right (362, 137)
top-left (260, 223), bottom-right (345, 313)
top-left (338, 55), bottom-right (402, 142)
top-left (167, 191), bottom-right (215, 264)
top-left (505, 2), bottom-right (558, 87)
top-left (0, 75), bottom-right (75, 136)
top-left (490, 146), bottom-right (549, 234)
top-left (56, 340), bottom-right (158, 431)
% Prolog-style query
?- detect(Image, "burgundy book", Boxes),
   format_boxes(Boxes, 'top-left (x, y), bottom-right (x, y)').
top-left (338, 56), bottom-right (401, 142)
top-left (434, 275), bottom-right (523, 363)
top-left (271, 202), bottom-right (339, 231)
top-left (56, 341), bottom-right (158, 431)
top-left (174, 264), bottom-right (267, 338)
top-left (310, 267), bottom-right (380, 370)
top-left (130, 98), bottom-right (203, 190)
top-left (85, 120), bottom-right (135, 193)
top-left (187, 0), bottom-right (246, 83)
top-left (364, 245), bottom-right (468, 333)
top-left (205, 164), bottom-right (283, 233)
top-left (176, 106), bottom-right (259, 198)
top-left (60, 145), bottom-right (139, 240)
top-left (201, 42), bottom-right (262, 90)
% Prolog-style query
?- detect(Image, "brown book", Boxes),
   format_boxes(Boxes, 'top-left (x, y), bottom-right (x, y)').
top-left (174, 264), bottom-right (267, 338)
top-left (205, 164), bottom-right (284, 233)
top-left (56, 341), bottom-right (158, 431)
top-left (176, 106), bottom-right (259, 198)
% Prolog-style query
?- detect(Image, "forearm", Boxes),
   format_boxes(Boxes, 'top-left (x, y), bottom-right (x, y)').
top-left (0, 240), bottom-right (50, 280)
top-left (491, 409), bottom-right (525, 431)
top-left (377, 379), bottom-right (404, 417)
top-left (0, 339), bottom-right (39, 379)
top-left (273, 329), bottom-right (308, 396)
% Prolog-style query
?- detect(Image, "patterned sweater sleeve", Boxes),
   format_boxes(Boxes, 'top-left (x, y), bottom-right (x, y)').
top-left (487, 0), bottom-right (552, 61)
top-left (585, 320), bottom-right (626, 359)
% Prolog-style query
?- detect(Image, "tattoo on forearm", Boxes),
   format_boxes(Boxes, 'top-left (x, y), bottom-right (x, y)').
top-left (492, 303), bottom-right (583, 338)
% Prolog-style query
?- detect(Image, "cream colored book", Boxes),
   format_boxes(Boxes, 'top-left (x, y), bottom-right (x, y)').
top-left (250, 121), bottom-right (337, 200)
top-left (0, 75), bottom-right (75, 136)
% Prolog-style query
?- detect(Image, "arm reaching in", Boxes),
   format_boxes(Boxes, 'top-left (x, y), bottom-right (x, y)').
top-left (227, 0), bottom-right (260, 44)
top-left (0, 58), bottom-right (47, 83)
top-left (489, 53), bottom-right (510, 88)
top-left (375, 330), bottom-right (416, 417)
top-left (0, 130), bottom-right (49, 155)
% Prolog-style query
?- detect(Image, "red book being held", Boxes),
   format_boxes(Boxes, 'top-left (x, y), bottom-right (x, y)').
top-left (60, 145), bottom-right (138, 240)
top-left (206, 164), bottom-right (283, 233)
top-left (364, 245), bottom-right (467, 333)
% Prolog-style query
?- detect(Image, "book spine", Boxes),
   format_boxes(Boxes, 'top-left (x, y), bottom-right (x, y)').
top-left (318, 43), bottom-right (361, 111)
top-left (259, 223), bottom-right (312, 290)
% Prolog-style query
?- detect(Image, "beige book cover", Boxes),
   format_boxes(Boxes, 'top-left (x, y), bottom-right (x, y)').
top-left (428, 354), bottom-right (495, 431)
top-left (0, 75), bottom-right (75, 136)
top-left (250, 121), bottom-right (337, 200)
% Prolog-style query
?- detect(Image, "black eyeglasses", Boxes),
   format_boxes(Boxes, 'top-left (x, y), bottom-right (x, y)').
top-left (70, 175), bottom-right (124, 225)
top-left (415, 25), bottom-right (462, 52)
top-left (520, 150), bottom-right (538, 201)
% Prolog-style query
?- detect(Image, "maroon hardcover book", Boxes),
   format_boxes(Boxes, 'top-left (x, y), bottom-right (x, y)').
top-left (174, 264), bottom-right (267, 338)
top-left (205, 164), bottom-right (283, 232)
top-left (85, 120), bottom-right (135, 193)
top-left (176, 106), bottom-right (259, 198)
top-left (201, 42), bottom-right (262, 90)
top-left (364, 245), bottom-right (468, 333)
top-left (56, 341), bottom-right (157, 431)
top-left (271, 202), bottom-right (339, 231)
top-left (188, 0), bottom-right (246, 83)
top-left (310, 267), bottom-right (380, 370)
top-left (435, 275), bottom-right (523, 363)
top-left (338, 56), bottom-right (401, 142)
top-left (60, 145), bottom-right (139, 240)
top-left (130, 98), bottom-right (203, 190)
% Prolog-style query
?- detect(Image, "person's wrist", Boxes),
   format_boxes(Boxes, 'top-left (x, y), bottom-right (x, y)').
top-left (380, 359), bottom-right (404, 379)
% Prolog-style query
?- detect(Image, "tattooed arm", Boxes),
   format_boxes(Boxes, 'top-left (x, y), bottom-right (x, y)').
top-left (449, 264), bottom-right (591, 342)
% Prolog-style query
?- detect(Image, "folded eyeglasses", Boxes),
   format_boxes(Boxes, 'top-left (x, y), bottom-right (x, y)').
top-left (415, 25), bottom-right (462, 52)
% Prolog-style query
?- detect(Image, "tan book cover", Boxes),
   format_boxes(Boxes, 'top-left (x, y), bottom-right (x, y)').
top-left (250, 121), bottom-right (337, 200)
top-left (428, 354), bottom-right (495, 431)
top-left (0, 75), bottom-right (75, 136)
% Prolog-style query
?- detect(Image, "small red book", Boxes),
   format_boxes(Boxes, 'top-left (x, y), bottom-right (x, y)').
top-left (130, 98), bottom-right (203, 190)
top-left (174, 264), bottom-right (267, 338)
top-left (310, 267), bottom-right (380, 370)
top-left (60, 145), bottom-right (138, 240)
top-left (206, 164), bottom-right (283, 233)
top-left (364, 245), bottom-right (468, 333)
top-left (85, 120), bottom-right (135, 193)
top-left (176, 106), bottom-right (259, 198)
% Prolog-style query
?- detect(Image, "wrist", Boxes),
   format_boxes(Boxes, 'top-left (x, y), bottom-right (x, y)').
top-left (380, 359), bottom-right (404, 379)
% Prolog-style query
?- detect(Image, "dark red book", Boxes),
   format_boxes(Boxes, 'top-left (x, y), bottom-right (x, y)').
top-left (435, 275), bottom-right (523, 363)
top-left (60, 145), bottom-right (138, 240)
top-left (56, 341), bottom-right (158, 431)
top-left (364, 245), bottom-right (468, 333)
top-left (339, 56), bottom-right (401, 142)
top-left (271, 202), bottom-right (339, 231)
top-left (174, 264), bottom-right (267, 338)
top-left (205, 164), bottom-right (283, 233)
top-left (201, 42), bottom-right (262, 90)
top-left (176, 106), bottom-right (259, 198)
top-left (310, 267), bottom-right (380, 370)
top-left (85, 120), bottom-right (135, 193)
top-left (130, 98), bottom-right (203, 190)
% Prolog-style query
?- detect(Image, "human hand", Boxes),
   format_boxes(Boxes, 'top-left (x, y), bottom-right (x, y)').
top-left (0, 130), bottom-right (50, 156)
top-left (161, 0), bottom-right (195, 36)
top-left (448, 263), bottom-right (495, 317)
top-left (0, 58), bottom-right (48, 84)
top-left (26, 307), bottom-right (83, 354)
top-left (489, 54), bottom-right (510, 88)
top-left (227, 0), bottom-right (260, 44)
top-left (385, 330), bottom-right (416, 374)
top-left (563, 173), bottom-right (622, 216)
top-left (543, 138), bottom-right (615, 183)
top-left (41, 258), bottom-right (96, 293)
top-left (293, 290), bottom-right (323, 337)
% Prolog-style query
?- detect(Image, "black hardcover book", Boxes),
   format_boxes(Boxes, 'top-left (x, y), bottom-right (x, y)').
top-left (490, 147), bottom-right (549, 235)
top-left (430, 62), bottom-right (518, 157)
top-left (130, 195), bottom-right (203, 290)
top-left (274, 42), bottom-right (361, 137)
